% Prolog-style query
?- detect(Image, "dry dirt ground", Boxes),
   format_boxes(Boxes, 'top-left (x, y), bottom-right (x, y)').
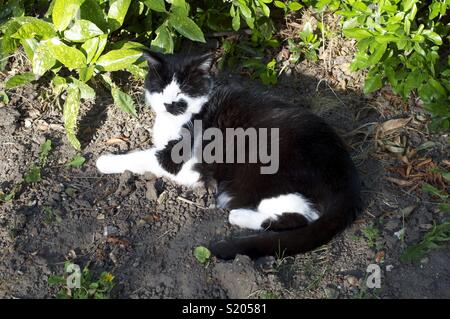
top-left (0, 32), bottom-right (449, 299)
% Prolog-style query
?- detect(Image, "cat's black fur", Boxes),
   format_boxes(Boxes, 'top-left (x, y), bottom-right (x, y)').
top-left (143, 50), bottom-right (362, 260)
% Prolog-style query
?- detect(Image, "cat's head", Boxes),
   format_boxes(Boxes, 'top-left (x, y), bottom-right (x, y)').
top-left (143, 51), bottom-right (213, 116)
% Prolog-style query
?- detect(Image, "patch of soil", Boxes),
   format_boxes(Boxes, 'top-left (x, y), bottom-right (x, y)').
top-left (1, 38), bottom-right (449, 299)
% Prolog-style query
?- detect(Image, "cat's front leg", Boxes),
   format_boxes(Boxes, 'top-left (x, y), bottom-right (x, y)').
top-left (96, 149), bottom-right (166, 176)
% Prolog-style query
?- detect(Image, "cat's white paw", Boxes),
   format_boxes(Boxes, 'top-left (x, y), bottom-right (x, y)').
top-left (229, 209), bottom-right (265, 230)
top-left (174, 158), bottom-right (201, 187)
top-left (96, 154), bottom-right (123, 174)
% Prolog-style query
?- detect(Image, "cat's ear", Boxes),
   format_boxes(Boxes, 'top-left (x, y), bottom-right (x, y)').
top-left (193, 52), bottom-right (214, 73)
top-left (142, 49), bottom-right (165, 67)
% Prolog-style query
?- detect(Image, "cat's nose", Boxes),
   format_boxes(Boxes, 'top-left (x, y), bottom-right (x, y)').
top-left (164, 100), bottom-right (188, 115)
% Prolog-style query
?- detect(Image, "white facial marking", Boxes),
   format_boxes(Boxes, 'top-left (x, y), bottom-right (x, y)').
top-left (145, 77), bottom-right (209, 116)
top-left (145, 78), bottom-right (181, 113)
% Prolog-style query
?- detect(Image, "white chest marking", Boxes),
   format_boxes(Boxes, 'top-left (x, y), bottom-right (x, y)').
top-left (97, 78), bottom-right (208, 187)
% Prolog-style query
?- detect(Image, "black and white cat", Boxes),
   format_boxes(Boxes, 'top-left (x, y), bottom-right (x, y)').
top-left (96, 50), bottom-right (362, 260)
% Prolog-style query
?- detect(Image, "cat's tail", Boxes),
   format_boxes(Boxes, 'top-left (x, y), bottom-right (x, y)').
top-left (209, 192), bottom-right (362, 260)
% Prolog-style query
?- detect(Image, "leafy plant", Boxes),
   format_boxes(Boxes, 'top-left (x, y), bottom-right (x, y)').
top-left (66, 154), bottom-right (86, 168)
top-left (42, 206), bottom-right (62, 224)
top-left (1, 0), bottom-right (208, 149)
top-left (24, 138), bottom-right (52, 183)
top-left (361, 224), bottom-right (379, 248)
top-left (274, 0), bottom-right (304, 14)
top-left (49, 261), bottom-right (114, 299)
top-left (422, 168), bottom-right (450, 212)
top-left (1, 138), bottom-right (51, 201)
top-left (288, 21), bottom-right (321, 63)
top-left (193, 245), bottom-right (211, 264)
top-left (243, 57), bottom-right (278, 84)
top-left (401, 167), bottom-right (449, 262)
top-left (335, 0), bottom-right (450, 131)
top-left (0, 184), bottom-right (18, 202)
top-left (401, 221), bottom-right (450, 263)
top-left (219, 32), bottom-right (280, 84)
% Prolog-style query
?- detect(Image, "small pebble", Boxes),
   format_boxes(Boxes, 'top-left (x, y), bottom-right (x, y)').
top-left (346, 275), bottom-right (359, 287)
top-left (104, 225), bottom-right (118, 237)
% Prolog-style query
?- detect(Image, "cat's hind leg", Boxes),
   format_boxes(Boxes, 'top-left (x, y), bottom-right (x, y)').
top-left (228, 193), bottom-right (319, 231)
top-left (229, 209), bottom-right (268, 230)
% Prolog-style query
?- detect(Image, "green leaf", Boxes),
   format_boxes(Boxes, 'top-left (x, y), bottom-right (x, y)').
top-left (151, 25), bottom-right (174, 53)
top-left (12, 18), bottom-right (56, 39)
top-left (20, 38), bottom-right (38, 61)
top-left (52, 75), bottom-right (68, 95)
top-left (71, 77), bottom-right (95, 99)
top-left (48, 275), bottom-right (66, 285)
top-left (80, 0), bottom-right (109, 32)
top-left (374, 34), bottom-right (400, 43)
top-left (439, 203), bottom-right (450, 213)
top-left (428, 78), bottom-right (447, 97)
top-left (274, 1), bottom-right (286, 9)
top-left (0, 187), bottom-right (16, 202)
top-left (429, 2), bottom-right (441, 20)
top-left (343, 28), bottom-right (373, 40)
top-left (39, 139), bottom-right (52, 166)
top-left (424, 31), bottom-right (442, 45)
top-left (127, 64), bottom-right (147, 79)
top-left (66, 154), bottom-right (86, 168)
top-left (259, 1), bottom-right (270, 17)
top-left (63, 85), bottom-right (81, 150)
top-left (52, 0), bottom-right (84, 31)
top-left (413, 42), bottom-right (426, 56)
top-left (193, 246), bottom-right (211, 264)
top-left (350, 51), bottom-right (369, 71)
top-left (47, 38), bottom-right (87, 69)
top-left (403, 0), bottom-right (416, 12)
top-left (168, 14), bottom-right (205, 43)
top-left (367, 43), bottom-right (387, 66)
top-left (422, 183), bottom-right (447, 199)
top-left (288, 2), bottom-right (303, 11)
top-left (170, 0), bottom-right (189, 16)
top-left (33, 42), bottom-right (56, 76)
top-left (235, 2), bottom-right (251, 19)
top-left (81, 37), bottom-right (100, 64)
top-left (363, 73), bottom-right (382, 94)
top-left (96, 49), bottom-right (142, 71)
top-left (64, 19), bottom-right (103, 42)
top-left (111, 86), bottom-right (137, 117)
top-left (232, 12), bottom-right (240, 31)
top-left (25, 165), bottom-right (41, 183)
top-left (5, 72), bottom-right (35, 89)
top-left (401, 222), bottom-right (450, 263)
top-left (109, 41), bottom-right (147, 51)
top-left (92, 34), bottom-right (108, 64)
top-left (78, 65), bottom-right (95, 82)
top-left (144, 0), bottom-right (166, 12)
top-left (108, 0), bottom-right (132, 31)
top-left (0, 91), bottom-right (9, 104)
